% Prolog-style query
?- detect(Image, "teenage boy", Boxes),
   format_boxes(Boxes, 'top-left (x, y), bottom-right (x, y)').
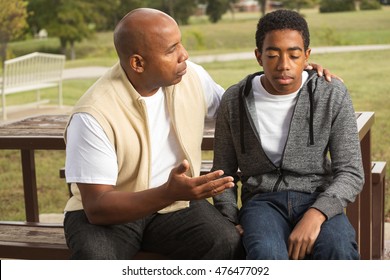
top-left (212, 9), bottom-right (364, 260)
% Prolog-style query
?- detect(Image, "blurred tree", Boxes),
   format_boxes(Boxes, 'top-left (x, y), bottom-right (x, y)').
top-left (206, 0), bottom-right (230, 23)
top-left (105, 0), bottom-right (146, 30)
top-left (278, 0), bottom-right (319, 12)
top-left (0, 0), bottom-right (28, 68)
top-left (258, 0), bottom-right (267, 16)
top-left (27, 0), bottom-right (109, 60)
top-left (89, 0), bottom-right (121, 31)
top-left (226, 0), bottom-right (238, 20)
top-left (319, 0), bottom-right (356, 13)
top-left (360, 0), bottom-right (382, 10)
top-left (147, 0), bottom-right (198, 25)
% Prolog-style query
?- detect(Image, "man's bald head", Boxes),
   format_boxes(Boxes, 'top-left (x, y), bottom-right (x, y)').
top-left (113, 8), bottom-right (177, 64)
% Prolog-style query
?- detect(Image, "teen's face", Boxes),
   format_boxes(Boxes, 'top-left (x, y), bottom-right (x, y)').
top-left (142, 19), bottom-right (189, 90)
top-left (255, 29), bottom-right (310, 95)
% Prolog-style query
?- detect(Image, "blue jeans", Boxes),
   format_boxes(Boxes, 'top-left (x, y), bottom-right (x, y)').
top-left (64, 199), bottom-right (244, 259)
top-left (239, 191), bottom-right (359, 260)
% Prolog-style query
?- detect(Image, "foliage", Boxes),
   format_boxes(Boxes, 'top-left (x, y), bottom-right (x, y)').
top-left (206, 0), bottom-right (230, 23)
top-left (279, 0), bottom-right (319, 12)
top-left (0, 0), bottom-right (28, 67)
top-left (103, 0), bottom-right (147, 29)
top-left (27, 0), bottom-right (108, 60)
top-left (360, 0), bottom-right (382, 10)
top-left (319, 0), bottom-right (356, 13)
top-left (148, 0), bottom-right (198, 25)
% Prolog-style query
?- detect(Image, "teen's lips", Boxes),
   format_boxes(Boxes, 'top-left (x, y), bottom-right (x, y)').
top-left (275, 75), bottom-right (294, 85)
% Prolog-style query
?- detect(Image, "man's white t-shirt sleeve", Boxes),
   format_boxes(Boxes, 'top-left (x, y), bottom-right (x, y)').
top-left (65, 113), bottom-right (118, 185)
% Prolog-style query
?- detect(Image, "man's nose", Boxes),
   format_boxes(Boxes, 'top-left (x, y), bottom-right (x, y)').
top-left (179, 44), bottom-right (189, 62)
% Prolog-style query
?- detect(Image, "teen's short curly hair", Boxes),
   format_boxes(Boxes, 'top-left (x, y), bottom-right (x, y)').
top-left (255, 9), bottom-right (310, 52)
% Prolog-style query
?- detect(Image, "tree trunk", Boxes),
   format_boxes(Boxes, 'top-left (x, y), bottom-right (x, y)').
top-left (229, 2), bottom-right (235, 21)
top-left (70, 41), bottom-right (76, 60)
top-left (60, 38), bottom-right (67, 58)
top-left (260, 0), bottom-right (267, 16)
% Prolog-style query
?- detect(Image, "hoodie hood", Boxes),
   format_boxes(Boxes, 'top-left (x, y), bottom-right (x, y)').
top-left (238, 70), bottom-right (317, 154)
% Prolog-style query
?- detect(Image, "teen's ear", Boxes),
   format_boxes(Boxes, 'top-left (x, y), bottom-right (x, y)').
top-left (255, 48), bottom-right (263, 66)
top-left (305, 48), bottom-right (311, 64)
top-left (129, 54), bottom-right (144, 73)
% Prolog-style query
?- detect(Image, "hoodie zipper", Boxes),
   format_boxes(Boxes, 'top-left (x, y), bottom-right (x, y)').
top-left (273, 168), bottom-right (283, 192)
top-left (239, 71), bottom-right (316, 192)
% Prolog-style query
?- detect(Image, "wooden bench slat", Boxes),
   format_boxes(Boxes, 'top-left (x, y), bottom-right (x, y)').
top-left (0, 242), bottom-right (71, 260)
top-left (0, 221), bottom-right (70, 259)
top-left (0, 223), bottom-right (66, 245)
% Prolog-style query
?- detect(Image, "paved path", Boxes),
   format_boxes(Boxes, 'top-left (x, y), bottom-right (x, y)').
top-left (191, 44), bottom-right (390, 63)
top-left (62, 44), bottom-right (390, 80)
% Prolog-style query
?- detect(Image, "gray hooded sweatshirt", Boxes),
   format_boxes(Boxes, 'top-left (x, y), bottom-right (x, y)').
top-left (212, 70), bottom-right (364, 224)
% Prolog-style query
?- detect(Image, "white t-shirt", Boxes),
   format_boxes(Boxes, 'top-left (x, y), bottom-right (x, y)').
top-left (65, 61), bottom-right (224, 188)
top-left (252, 71), bottom-right (308, 166)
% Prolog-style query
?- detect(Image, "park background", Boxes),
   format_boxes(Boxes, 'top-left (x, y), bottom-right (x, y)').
top-left (0, 0), bottom-right (389, 231)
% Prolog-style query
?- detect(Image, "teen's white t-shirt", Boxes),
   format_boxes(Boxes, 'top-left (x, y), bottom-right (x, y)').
top-left (252, 71), bottom-right (308, 166)
top-left (65, 61), bottom-right (223, 188)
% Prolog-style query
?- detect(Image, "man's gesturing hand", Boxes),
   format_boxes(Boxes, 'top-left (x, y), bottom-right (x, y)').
top-left (165, 159), bottom-right (234, 200)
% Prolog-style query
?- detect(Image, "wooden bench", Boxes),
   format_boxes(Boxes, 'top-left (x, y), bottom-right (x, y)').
top-left (1, 52), bottom-right (65, 120)
top-left (0, 113), bottom-right (386, 259)
top-left (0, 220), bottom-right (168, 260)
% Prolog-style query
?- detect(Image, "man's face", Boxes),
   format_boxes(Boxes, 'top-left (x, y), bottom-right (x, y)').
top-left (255, 29), bottom-right (310, 95)
top-left (141, 20), bottom-right (189, 92)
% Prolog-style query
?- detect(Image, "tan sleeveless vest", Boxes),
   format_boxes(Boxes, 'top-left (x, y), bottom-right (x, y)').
top-left (64, 62), bottom-right (206, 213)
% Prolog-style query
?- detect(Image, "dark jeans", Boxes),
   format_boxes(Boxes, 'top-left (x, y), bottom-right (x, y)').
top-left (64, 199), bottom-right (244, 260)
top-left (239, 191), bottom-right (359, 260)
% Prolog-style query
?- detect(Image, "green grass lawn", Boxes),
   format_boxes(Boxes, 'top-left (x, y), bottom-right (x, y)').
top-left (1, 7), bottom-right (390, 221)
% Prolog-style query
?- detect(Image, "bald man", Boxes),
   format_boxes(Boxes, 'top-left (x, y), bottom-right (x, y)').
top-left (63, 8), bottom-right (244, 260)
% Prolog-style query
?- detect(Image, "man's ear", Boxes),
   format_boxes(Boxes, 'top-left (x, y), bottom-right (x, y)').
top-left (129, 55), bottom-right (144, 73)
top-left (255, 48), bottom-right (263, 66)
